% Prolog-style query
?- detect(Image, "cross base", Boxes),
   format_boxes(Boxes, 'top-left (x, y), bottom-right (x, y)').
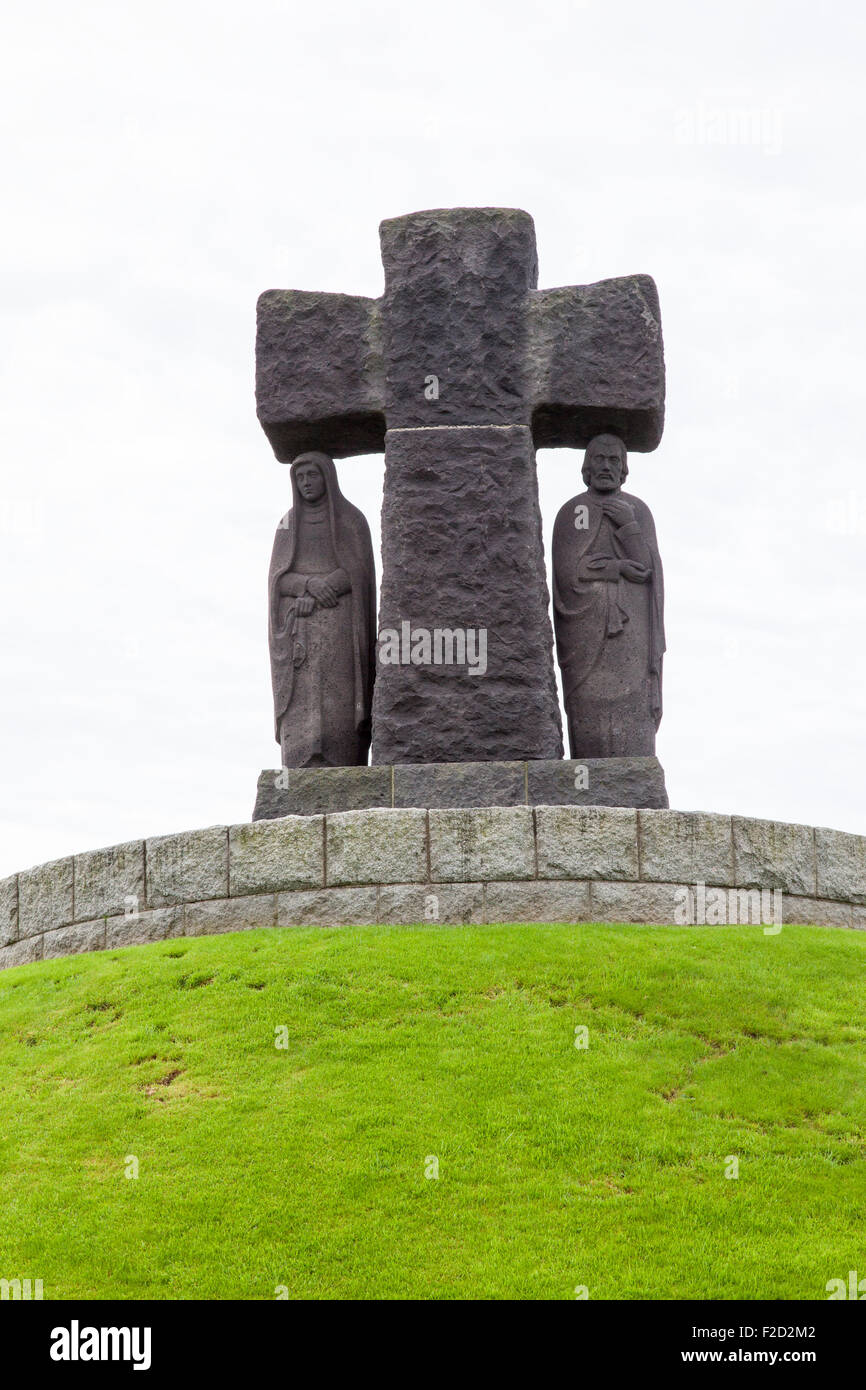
top-left (252, 758), bottom-right (668, 820)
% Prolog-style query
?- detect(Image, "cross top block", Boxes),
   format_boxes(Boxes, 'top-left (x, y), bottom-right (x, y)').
top-left (256, 207), bottom-right (665, 460)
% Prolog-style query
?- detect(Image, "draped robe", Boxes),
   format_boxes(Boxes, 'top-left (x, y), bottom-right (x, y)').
top-left (552, 488), bottom-right (665, 758)
top-left (268, 457), bottom-right (376, 767)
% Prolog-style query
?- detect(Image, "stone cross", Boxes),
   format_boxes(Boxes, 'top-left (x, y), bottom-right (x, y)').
top-left (256, 207), bottom-right (665, 764)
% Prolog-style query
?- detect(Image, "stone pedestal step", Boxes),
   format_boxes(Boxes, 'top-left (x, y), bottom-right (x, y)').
top-left (252, 757), bottom-right (669, 821)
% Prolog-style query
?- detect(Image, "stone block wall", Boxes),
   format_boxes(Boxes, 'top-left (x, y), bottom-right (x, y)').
top-left (1, 808), bottom-right (864, 971)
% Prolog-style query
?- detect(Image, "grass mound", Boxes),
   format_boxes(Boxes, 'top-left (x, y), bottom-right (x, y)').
top-left (1, 922), bottom-right (864, 1299)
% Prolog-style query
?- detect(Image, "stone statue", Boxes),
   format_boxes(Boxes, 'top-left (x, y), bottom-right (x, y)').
top-left (268, 452), bottom-right (376, 767)
top-left (257, 208), bottom-right (663, 763)
top-left (552, 432), bottom-right (665, 758)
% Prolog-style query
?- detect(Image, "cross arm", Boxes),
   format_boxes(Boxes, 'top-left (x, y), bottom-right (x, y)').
top-left (527, 274), bottom-right (665, 452)
top-left (255, 289), bottom-right (386, 460)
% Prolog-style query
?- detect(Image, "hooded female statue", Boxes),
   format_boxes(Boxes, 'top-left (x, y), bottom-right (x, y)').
top-left (268, 452), bottom-right (376, 767)
top-left (552, 432), bottom-right (665, 758)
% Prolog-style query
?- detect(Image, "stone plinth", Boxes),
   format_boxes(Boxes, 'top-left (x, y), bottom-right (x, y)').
top-left (252, 757), bottom-right (669, 820)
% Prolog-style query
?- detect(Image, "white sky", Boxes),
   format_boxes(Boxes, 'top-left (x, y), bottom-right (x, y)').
top-left (1, 0), bottom-right (864, 877)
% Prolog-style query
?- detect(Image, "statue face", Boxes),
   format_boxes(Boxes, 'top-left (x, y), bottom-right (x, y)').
top-left (295, 461), bottom-right (326, 503)
top-left (585, 442), bottom-right (624, 493)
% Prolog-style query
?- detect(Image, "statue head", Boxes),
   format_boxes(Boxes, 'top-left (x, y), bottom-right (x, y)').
top-left (291, 451), bottom-right (330, 504)
top-left (582, 433), bottom-right (628, 493)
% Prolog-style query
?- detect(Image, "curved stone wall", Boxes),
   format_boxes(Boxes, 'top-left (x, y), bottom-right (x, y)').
top-left (1, 807), bottom-right (864, 971)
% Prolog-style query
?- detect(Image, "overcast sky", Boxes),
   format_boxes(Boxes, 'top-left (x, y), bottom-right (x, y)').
top-left (1, 0), bottom-right (864, 877)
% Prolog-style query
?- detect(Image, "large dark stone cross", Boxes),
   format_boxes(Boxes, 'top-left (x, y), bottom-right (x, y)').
top-left (256, 207), bottom-right (665, 765)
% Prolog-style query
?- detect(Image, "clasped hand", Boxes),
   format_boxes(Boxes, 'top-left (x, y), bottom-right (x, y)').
top-left (295, 576), bottom-right (339, 615)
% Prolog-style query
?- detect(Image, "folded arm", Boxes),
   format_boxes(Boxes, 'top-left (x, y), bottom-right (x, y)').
top-left (615, 520), bottom-right (654, 572)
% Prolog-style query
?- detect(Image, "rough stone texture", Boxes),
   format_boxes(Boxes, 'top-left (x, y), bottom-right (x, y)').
top-left (527, 757), bottom-right (668, 809)
top-left (372, 425), bottom-right (563, 763)
top-left (535, 806), bottom-right (639, 881)
top-left (257, 208), bottom-right (665, 766)
top-left (378, 883), bottom-right (484, 925)
top-left (589, 880), bottom-right (691, 925)
top-left (0, 935), bottom-right (42, 970)
top-left (254, 765), bottom-right (392, 820)
top-left (256, 290), bottom-right (385, 461)
top-left (732, 817), bottom-right (816, 896)
top-left (18, 857), bottom-right (73, 938)
top-left (852, 904), bottom-right (866, 931)
top-left (42, 920), bottom-right (106, 960)
top-left (229, 818), bottom-right (323, 895)
top-left (185, 895), bottom-right (276, 937)
top-left (814, 826), bottom-right (866, 905)
top-left (379, 207), bottom-right (537, 428)
top-left (326, 808), bottom-right (427, 886)
top-left (484, 879), bottom-right (591, 924)
top-left (106, 908), bottom-right (182, 950)
top-left (528, 277), bottom-right (664, 451)
top-left (394, 761), bottom-right (525, 808)
top-left (146, 827), bottom-right (229, 907)
top-left (782, 896), bottom-right (853, 928)
top-left (256, 208), bottom-right (664, 455)
top-left (429, 807), bottom-right (534, 883)
top-left (0, 874), bottom-right (18, 947)
top-left (277, 887), bottom-right (379, 927)
top-left (639, 811), bottom-right (734, 887)
top-left (74, 840), bottom-right (145, 922)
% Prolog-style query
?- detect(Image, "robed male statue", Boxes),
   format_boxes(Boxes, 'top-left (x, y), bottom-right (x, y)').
top-left (268, 451), bottom-right (376, 767)
top-left (552, 432), bottom-right (665, 759)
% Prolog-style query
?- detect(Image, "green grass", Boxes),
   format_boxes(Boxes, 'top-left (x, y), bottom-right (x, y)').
top-left (1, 922), bottom-right (865, 1300)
